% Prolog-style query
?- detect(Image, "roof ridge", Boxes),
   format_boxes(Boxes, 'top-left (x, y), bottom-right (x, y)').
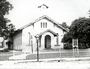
top-left (18, 15), bottom-right (69, 32)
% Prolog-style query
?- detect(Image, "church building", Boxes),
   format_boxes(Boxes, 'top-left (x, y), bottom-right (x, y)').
top-left (12, 15), bottom-right (69, 53)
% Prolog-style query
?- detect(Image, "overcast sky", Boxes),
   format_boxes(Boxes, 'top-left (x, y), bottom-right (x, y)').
top-left (7, 0), bottom-right (90, 29)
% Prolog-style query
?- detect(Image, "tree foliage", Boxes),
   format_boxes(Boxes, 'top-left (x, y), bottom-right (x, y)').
top-left (0, 0), bottom-right (13, 36)
top-left (61, 22), bottom-right (69, 29)
top-left (62, 17), bottom-right (90, 49)
top-left (2, 24), bottom-right (15, 38)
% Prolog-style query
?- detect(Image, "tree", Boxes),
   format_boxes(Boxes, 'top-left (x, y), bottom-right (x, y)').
top-left (62, 32), bottom-right (72, 43)
top-left (62, 17), bottom-right (90, 49)
top-left (0, 0), bottom-right (13, 36)
top-left (2, 24), bottom-right (15, 38)
top-left (61, 22), bottom-right (69, 29)
top-left (2, 23), bottom-right (15, 50)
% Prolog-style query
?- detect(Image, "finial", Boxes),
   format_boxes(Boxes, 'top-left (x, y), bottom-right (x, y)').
top-left (38, 4), bottom-right (49, 9)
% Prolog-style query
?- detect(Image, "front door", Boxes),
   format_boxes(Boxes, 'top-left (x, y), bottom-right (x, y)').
top-left (45, 35), bottom-right (51, 49)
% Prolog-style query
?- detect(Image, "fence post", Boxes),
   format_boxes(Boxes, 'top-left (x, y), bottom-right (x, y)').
top-left (72, 39), bottom-right (79, 57)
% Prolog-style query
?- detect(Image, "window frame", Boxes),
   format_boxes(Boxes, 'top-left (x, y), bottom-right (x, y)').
top-left (41, 22), bottom-right (47, 28)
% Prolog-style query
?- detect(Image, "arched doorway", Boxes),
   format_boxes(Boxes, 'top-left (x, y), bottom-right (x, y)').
top-left (45, 35), bottom-right (51, 49)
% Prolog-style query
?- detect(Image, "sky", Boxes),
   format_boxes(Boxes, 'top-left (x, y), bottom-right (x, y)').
top-left (7, 0), bottom-right (90, 29)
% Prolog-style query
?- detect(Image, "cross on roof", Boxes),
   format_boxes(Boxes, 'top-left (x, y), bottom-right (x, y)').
top-left (38, 4), bottom-right (49, 9)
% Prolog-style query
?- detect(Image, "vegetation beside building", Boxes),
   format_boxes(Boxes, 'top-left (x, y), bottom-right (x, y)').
top-left (62, 17), bottom-right (90, 49)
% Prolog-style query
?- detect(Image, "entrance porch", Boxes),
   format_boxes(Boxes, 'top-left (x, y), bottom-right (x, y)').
top-left (35, 30), bottom-right (60, 50)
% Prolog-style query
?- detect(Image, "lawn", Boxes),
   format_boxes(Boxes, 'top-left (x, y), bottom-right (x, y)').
top-left (26, 48), bottom-right (90, 60)
top-left (0, 48), bottom-right (90, 61)
top-left (0, 51), bottom-right (23, 61)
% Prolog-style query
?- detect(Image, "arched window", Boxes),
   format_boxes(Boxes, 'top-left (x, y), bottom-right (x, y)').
top-left (41, 22), bottom-right (47, 28)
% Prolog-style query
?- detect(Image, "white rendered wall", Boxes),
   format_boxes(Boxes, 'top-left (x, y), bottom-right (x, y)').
top-left (22, 18), bottom-right (64, 51)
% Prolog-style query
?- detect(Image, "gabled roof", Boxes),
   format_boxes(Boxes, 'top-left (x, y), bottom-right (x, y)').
top-left (18, 15), bottom-right (69, 32)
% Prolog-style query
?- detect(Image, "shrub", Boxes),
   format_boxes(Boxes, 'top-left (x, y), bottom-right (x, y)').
top-left (64, 43), bottom-right (89, 49)
top-left (78, 43), bottom-right (89, 49)
top-left (0, 48), bottom-right (8, 52)
top-left (64, 43), bottom-right (72, 49)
